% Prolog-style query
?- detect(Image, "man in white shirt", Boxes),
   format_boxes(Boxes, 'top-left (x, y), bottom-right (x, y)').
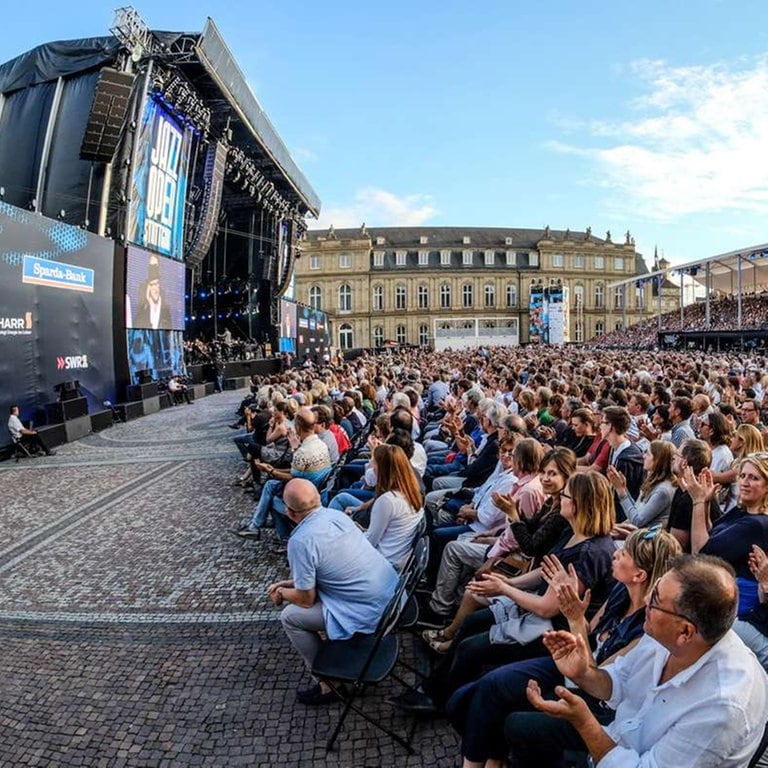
top-left (8, 405), bottom-right (56, 456)
top-left (508, 555), bottom-right (768, 767)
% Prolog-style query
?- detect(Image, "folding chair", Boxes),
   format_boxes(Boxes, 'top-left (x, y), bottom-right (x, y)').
top-left (310, 539), bottom-right (428, 753)
top-left (10, 433), bottom-right (34, 462)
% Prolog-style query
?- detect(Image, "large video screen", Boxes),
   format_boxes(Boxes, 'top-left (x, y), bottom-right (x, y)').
top-left (297, 305), bottom-right (330, 361)
top-left (126, 329), bottom-right (186, 383)
top-left (279, 298), bottom-right (297, 353)
top-left (126, 245), bottom-right (185, 330)
top-left (126, 96), bottom-right (192, 260)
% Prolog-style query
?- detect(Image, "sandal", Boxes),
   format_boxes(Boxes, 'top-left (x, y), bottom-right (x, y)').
top-left (421, 629), bottom-right (452, 653)
top-left (421, 628), bottom-right (448, 643)
top-left (426, 637), bottom-right (452, 654)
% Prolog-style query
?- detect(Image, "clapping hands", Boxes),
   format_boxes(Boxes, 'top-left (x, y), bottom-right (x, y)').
top-left (678, 465), bottom-right (717, 505)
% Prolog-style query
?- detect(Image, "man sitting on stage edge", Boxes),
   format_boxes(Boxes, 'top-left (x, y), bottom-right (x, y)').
top-left (8, 405), bottom-right (56, 456)
top-left (267, 478), bottom-right (398, 705)
top-left (507, 554), bottom-right (768, 767)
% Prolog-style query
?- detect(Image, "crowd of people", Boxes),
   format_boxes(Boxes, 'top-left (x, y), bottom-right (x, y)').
top-left (225, 343), bottom-right (768, 765)
top-left (595, 292), bottom-right (768, 348)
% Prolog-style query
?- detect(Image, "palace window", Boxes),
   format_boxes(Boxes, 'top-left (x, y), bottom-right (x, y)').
top-left (372, 284), bottom-right (383, 311)
top-left (339, 283), bottom-right (352, 312)
top-left (395, 285), bottom-right (407, 310)
top-left (339, 323), bottom-right (354, 349)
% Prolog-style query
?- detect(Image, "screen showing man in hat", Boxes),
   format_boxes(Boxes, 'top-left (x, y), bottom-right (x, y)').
top-left (134, 255), bottom-right (171, 329)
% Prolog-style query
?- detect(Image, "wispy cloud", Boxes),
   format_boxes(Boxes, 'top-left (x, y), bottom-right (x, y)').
top-left (311, 188), bottom-right (438, 230)
top-left (549, 55), bottom-right (768, 220)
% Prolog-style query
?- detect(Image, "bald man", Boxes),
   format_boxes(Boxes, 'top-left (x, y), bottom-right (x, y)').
top-left (268, 479), bottom-right (398, 705)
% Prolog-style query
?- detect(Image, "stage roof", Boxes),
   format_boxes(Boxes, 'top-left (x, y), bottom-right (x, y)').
top-left (607, 242), bottom-right (768, 296)
top-left (0, 18), bottom-right (320, 217)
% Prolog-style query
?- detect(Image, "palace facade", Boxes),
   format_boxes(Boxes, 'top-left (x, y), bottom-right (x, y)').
top-left (294, 225), bottom-right (675, 350)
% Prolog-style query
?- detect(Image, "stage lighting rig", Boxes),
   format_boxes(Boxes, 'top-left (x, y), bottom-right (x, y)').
top-left (111, 7), bottom-right (158, 63)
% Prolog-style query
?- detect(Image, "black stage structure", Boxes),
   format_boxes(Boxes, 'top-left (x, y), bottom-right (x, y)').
top-left (0, 10), bottom-right (319, 448)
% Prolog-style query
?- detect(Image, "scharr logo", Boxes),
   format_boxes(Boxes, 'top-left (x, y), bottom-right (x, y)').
top-left (57, 355), bottom-right (89, 370)
top-left (0, 312), bottom-right (33, 335)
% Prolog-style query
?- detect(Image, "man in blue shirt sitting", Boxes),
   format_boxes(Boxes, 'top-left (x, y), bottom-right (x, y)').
top-left (267, 478), bottom-right (399, 705)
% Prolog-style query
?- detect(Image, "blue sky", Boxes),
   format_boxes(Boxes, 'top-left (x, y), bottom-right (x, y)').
top-left (3, 1), bottom-right (768, 269)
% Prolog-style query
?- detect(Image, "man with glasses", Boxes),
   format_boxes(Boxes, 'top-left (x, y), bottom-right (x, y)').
top-left (507, 555), bottom-right (768, 767)
top-left (740, 398), bottom-right (765, 430)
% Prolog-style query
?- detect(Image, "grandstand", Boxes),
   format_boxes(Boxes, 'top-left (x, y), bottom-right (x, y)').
top-left (605, 242), bottom-right (768, 350)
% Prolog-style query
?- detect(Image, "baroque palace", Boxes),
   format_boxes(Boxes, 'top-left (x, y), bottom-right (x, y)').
top-left (294, 225), bottom-right (675, 350)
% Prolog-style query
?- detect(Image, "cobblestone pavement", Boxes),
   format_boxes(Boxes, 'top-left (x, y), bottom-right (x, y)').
top-left (0, 391), bottom-right (459, 767)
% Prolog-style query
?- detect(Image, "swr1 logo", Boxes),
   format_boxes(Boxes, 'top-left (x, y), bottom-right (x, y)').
top-left (57, 355), bottom-right (89, 370)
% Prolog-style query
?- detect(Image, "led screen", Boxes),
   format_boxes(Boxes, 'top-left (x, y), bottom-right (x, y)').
top-left (126, 245), bottom-right (185, 330)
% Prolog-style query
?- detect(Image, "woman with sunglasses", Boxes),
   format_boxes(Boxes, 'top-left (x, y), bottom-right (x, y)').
top-left (682, 452), bottom-right (768, 617)
top-left (446, 526), bottom-right (681, 768)
top-left (607, 440), bottom-right (676, 528)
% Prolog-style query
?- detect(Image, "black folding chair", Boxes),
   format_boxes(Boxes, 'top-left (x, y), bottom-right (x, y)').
top-left (310, 538), bottom-right (429, 753)
top-left (10, 433), bottom-right (34, 462)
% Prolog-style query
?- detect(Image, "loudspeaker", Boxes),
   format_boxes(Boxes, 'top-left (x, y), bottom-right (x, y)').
top-left (115, 401), bottom-right (144, 421)
top-left (65, 415), bottom-right (93, 442)
top-left (186, 141), bottom-right (227, 269)
top-left (141, 396), bottom-right (161, 415)
top-left (90, 410), bottom-right (114, 432)
top-left (137, 369), bottom-right (153, 384)
top-left (46, 397), bottom-right (89, 423)
top-left (37, 423), bottom-right (67, 449)
top-left (80, 68), bottom-right (135, 163)
top-left (126, 382), bottom-right (159, 401)
top-left (54, 380), bottom-right (82, 401)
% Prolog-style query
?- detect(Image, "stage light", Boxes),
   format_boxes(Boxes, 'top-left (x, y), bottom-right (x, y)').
top-left (29, 198), bottom-right (37, 211)
top-left (58, 209), bottom-right (66, 220)
top-left (0, 186), bottom-right (4, 199)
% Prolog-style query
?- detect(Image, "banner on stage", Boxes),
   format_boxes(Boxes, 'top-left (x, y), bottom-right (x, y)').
top-left (127, 96), bottom-right (192, 260)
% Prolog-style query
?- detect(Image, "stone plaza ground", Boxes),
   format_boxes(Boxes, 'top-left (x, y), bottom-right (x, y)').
top-left (0, 390), bottom-right (459, 767)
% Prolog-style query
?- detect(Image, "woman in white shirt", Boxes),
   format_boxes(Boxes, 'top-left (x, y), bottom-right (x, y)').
top-left (365, 444), bottom-right (424, 570)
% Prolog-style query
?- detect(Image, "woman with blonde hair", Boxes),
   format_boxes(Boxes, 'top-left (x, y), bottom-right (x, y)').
top-left (364, 444), bottom-right (424, 570)
top-left (607, 440), bottom-right (676, 527)
top-left (683, 451), bottom-right (768, 617)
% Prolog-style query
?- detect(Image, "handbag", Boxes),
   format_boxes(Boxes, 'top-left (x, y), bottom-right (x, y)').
top-left (259, 442), bottom-right (293, 468)
top-left (492, 552), bottom-right (533, 579)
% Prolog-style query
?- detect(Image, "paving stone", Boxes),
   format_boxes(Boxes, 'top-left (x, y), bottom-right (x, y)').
top-left (0, 390), bottom-right (460, 766)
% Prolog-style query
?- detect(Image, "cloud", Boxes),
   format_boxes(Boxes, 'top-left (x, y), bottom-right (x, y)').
top-left (549, 55), bottom-right (768, 220)
top-left (311, 188), bottom-right (438, 230)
